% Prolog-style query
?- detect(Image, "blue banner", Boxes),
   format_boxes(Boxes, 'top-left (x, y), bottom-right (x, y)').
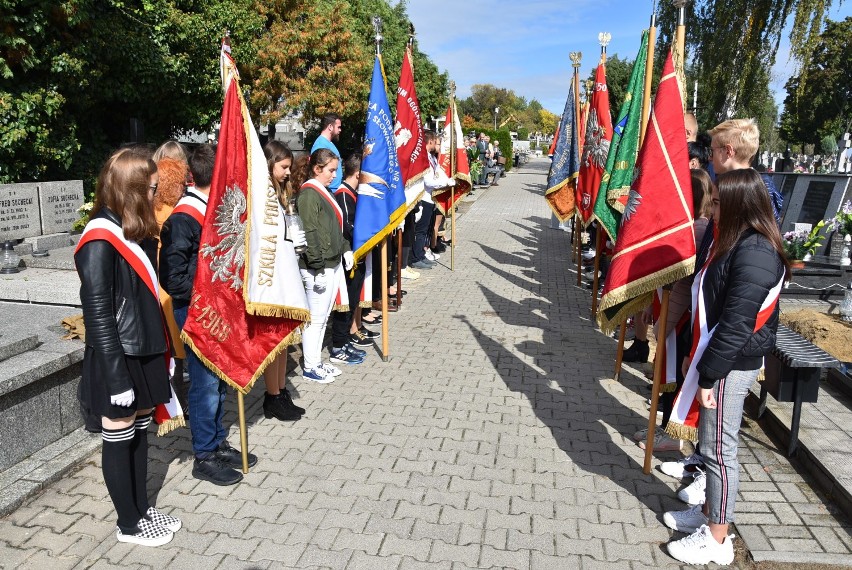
top-left (352, 56), bottom-right (406, 261)
top-left (544, 82), bottom-right (580, 222)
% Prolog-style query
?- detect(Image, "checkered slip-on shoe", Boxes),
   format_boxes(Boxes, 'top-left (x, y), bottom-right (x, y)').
top-left (146, 507), bottom-right (182, 532)
top-left (116, 518), bottom-right (174, 547)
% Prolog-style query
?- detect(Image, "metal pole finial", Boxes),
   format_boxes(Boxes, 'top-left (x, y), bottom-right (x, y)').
top-left (449, 81), bottom-right (456, 98)
top-left (598, 32), bottom-right (612, 60)
top-left (372, 16), bottom-right (383, 55)
top-left (408, 22), bottom-right (415, 47)
top-left (569, 51), bottom-right (582, 69)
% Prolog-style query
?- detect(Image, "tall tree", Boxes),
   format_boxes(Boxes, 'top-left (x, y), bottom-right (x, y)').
top-left (654, 0), bottom-right (841, 131)
top-left (780, 17), bottom-right (852, 147)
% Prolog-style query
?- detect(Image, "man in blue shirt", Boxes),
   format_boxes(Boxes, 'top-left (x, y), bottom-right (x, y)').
top-left (311, 113), bottom-right (343, 191)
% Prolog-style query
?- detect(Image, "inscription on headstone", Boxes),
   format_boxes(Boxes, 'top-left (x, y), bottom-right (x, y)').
top-left (0, 184), bottom-right (41, 240)
top-left (798, 181), bottom-right (835, 226)
top-left (38, 180), bottom-right (84, 235)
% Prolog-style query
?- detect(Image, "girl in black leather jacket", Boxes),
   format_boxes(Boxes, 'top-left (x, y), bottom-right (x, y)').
top-left (74, 147), bottom-right (181, 547)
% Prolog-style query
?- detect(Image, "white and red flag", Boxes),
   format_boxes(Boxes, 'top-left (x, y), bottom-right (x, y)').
top-left (181, 38), bottom-right (309, 393)
top-left (596, 50), bottom-right (695, 334)
top-left (433, 100), bottom-right (471, 215)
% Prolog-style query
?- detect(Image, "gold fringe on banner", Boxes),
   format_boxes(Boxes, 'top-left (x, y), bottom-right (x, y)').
top-left (665, 422), bottom-right (698, 443)
top-left (156, 416), bottom-right (186, 437)
top-left (181, 325), bottom-right (303, 395)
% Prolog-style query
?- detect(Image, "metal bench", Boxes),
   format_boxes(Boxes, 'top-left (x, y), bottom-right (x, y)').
top-left (758, 324), bottom-right (839, 456)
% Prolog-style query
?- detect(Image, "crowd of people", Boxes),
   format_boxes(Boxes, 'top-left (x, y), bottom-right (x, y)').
top-left (73, 113), bottom-right (457, 547)
top-left (571, 116), bottom-right (788, 566)
top-left (74, 99), bottom-right (789, 565)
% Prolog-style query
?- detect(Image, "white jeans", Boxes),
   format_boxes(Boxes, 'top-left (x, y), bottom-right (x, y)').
top-left (300, 264), bottom-right (342, 370)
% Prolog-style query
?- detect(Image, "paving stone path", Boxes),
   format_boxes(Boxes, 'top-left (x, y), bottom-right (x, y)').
top-left (1, 158), bottom-right (850, 569)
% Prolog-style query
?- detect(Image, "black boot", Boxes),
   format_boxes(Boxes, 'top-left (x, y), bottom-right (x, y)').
top-left (279, 388), bottom-right (305, 415)
top-left (263, 392), bottom-right (301, 421)
top-left (622, 339), bottom-right (650, 363)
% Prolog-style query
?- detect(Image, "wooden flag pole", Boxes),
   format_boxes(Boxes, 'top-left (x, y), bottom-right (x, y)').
top-left (237, 392), bottom-right (250, 473)
top-left (576, 214), bottom-right (583, 286)
top-left (396, 229), bottom-right (403, 307)
top-left (591, 231), bottom-right (603, 316)
top-left (616, 8), bottom-right (657, 381)
top-left (639, 10), bottom-right (657, 146)
top-left (380, 236), bottom-right (389, 361)
top-left (643, 287), bottom-right (671, 474)
top-left (449, 82), bottom-right (457, 272)
top-left (570, 52), bottom-right (582, 272)
top-left (674, 0), bottom-right (687, 106)
top-left (589, 33), bottom-right (609, 316)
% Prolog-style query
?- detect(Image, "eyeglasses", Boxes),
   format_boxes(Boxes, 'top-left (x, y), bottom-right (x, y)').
top-left (148, 184), bottom-right (158, 195)
top-left (709, 145), bottom-right (728, 158)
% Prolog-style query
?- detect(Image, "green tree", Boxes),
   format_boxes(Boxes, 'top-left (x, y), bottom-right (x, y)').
top-left (585, 54), bottom-right (634, 118)
top-left (654, 0), bottom-right (841, 132)
top-left (0, 0), bottom-right (262, 185)
top-left (779, 17), bottom-right (852, 147)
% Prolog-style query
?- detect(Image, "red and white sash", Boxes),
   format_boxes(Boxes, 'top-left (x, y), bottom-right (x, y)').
top-left (75, 216), bottom-right (184, 435)
top-left (666, 255), bottom-right (784, 442)
top-left (303, 180), bottom-right (348, 310)
top-left (171, 188), bottom-right (207, 225)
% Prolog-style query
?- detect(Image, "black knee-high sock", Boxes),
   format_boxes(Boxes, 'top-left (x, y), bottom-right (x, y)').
top-left (131, 413), bottom-right (153, 517)
top-left (102, 425), bottom-right (141, 533)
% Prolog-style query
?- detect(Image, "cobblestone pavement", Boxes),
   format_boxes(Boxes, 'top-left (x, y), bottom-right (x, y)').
top-left (1, 159), bottom-right (850, 569)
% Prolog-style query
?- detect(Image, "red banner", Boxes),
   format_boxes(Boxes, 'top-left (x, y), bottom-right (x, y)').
top-left (597, 51), bottom-right (695, 333)
top-left (181, 43), bottom-right (305, 393)
top-left (395, 48), bottom-right (429, 188)
top-left (577, 64), bottom-right (611, 225)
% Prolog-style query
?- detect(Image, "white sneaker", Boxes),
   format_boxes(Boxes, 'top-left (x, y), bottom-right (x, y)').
top-left (401, 267), bottom-right (420, 280)
top-left (425, 248), bottom-right (440, 261)
top-left (639, 430), bottom-right (682, 452)
top-left (116, 518), bottom-right (174, 547)
top-left (660, 453), bottom-right (705, 479)
top-left (581, 248), bottom-right (596, 260)
top-left (663, 504), bottom-right (708, 533)
top-left (302, 366), bottom-right (334, 384)
top-left (678, 469), bottom-right (707, 505)
top-left (666, 525), bottom-right (735, 566)
top-left (321, 362), bottom-right (343, 377)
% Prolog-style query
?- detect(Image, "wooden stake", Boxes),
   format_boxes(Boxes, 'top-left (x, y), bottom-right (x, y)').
top-left (237, 391), bottom-right (249, 473)
top-left (643, 288), bottom-right (670, 474)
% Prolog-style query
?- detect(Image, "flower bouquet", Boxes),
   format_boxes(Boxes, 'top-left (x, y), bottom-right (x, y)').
top-left (782, 220), bottom-right (825, 263)
top-left (828, 200), bottom-right (852, 237)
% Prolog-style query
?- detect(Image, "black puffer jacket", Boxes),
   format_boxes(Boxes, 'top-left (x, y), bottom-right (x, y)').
top-left (75, 208), bottom-right (167, 395)
top-left (697, 229), bottom-right (786, 388)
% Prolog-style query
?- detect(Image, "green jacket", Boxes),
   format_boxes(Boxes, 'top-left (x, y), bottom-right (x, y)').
top-left (296, 181), bottom-right (350, 270)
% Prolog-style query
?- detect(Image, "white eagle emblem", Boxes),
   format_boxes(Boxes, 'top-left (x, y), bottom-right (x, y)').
top-left (201, 185), bottom-right (247, 290)
top-left (394, 121), bottom-right (412, 149)
top-left (622, 188), bottom-right (642, 225)
top-left (582, 109), bottom-right (610, 170)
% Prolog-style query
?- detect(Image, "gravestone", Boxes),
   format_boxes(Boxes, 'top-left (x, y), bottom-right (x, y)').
top-left (37, 181), bottom-right (84, 235)
top-left (0, 184), bottom-right (41, 240)
top-left (798, 180), bottom-right (835, 226)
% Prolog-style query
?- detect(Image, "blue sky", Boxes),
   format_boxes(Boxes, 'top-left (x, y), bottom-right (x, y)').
top-left (407, 0), bottom-right (852, 116)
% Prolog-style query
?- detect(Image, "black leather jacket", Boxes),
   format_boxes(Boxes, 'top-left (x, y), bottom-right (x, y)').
top-left (75, 208), bottom-right (167, 395)
top-left (697, 229), bottom-right (786, 388)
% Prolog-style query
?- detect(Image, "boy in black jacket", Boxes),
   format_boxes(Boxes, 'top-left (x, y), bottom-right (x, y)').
top-left (159, 144), bottom-right (255, 486)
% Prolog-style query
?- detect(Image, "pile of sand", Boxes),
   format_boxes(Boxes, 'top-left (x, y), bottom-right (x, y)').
top-left (780, 309), bottom-right (852, 362)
